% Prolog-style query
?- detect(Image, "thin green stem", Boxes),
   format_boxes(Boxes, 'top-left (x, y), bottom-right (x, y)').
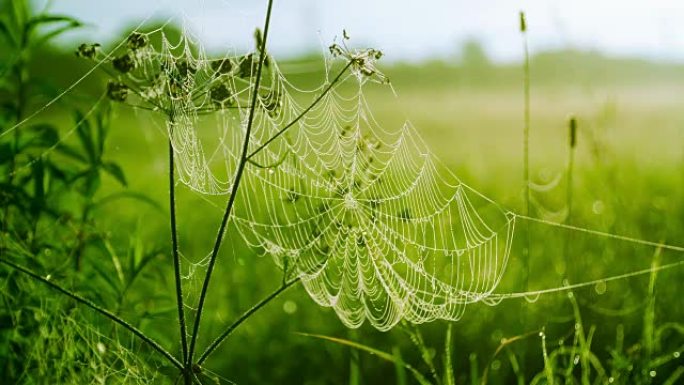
top-left (169, 135), bottom-right (189, 364)
top-left (521, 11), bottom-right (531, 295)
top-left (246, 60), bottom-right (353, 160)
top-left (563, 116), bottom-right (577, 279)
top-left (197, 276), bottom-right (300, 365)
top-left (186, 0), bottom-right (276, 365)
top-left (0, 257), bottom-right (183, 369)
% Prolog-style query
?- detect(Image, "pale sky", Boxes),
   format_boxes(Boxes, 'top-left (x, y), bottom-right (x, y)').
top-left (44, 0), bottom-right (684, 63)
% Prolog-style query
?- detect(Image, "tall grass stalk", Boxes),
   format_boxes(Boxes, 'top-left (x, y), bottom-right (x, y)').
top-left (186, 0), bottom-right (276, 368)
top-left (563, 116), bottom-right (577, 279)
top-left (443, 324), bottom-right (455, 385)
top-left (520, 11), bottom-right (531, 297)
top-left (643, 246), bottom-right (662, 361)
top-left (168, 127), bottom-right (189, 370)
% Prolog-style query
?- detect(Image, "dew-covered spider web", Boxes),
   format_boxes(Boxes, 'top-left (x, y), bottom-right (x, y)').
top-left (5, 21), bottom-right (684, 332)
top-left (76, 28), bottom-right (517, 330)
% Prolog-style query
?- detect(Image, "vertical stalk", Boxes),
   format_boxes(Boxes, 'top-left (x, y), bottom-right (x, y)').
top-left (3, 31), bottom-right (27, 233)
top-left (563, 116), bottom-right (577, 278)
top-left (186, 0), bottom-right (276, 366)
top-left (518, 11), bottom-right (531, 371)
top-left (520, 10), bottom-right (531, 295)
top-left (168, 121), bottom-right (189, 365)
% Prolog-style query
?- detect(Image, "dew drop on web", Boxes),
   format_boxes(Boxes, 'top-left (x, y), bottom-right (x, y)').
top-left (523, 292), bottom-right (540, 303)
top-left (594, 280), bottom-right (607, 295)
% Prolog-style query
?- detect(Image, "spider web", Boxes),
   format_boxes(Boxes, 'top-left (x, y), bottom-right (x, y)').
top-left (126, 30), bottom-right (516, 330)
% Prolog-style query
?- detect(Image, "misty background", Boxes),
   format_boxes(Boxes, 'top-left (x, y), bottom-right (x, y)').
top-left (41, 0), bottom-right (684, 63)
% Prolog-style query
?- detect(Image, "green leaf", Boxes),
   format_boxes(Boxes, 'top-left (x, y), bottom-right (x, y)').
top-left (91, 263), bottom-right (122, 296)
top-left (196, 371), bottom-right (221, 385)
top-left (26, 15), bottom-right (80, 33)
top-left (33, 23), bottom-right (83, 48)
top-left (18, 123), bottom-right (59, 150)
top-left (30, 158), bottom-right (46, 216)
top-left (10, 2), bottom-right (28, 35)
top-left (95, 107), bottom-right (110, 157)
top-left (0, 143), bottom-right (13, 164)
top-left (102, 162), bottom-right (127, 186)
top-left (82, 169), bottom-right (101, 197)
top-left (56, 143), bottom-right (87, 163)
top-left (0, 17), bottom-right (17, 47)
top-left (297, 332), bottom-right (432, 385)
top-left (24, 15), bottom-right (82, 48)
top-left (73, 110), bottom-right (96, 162)
top-left (45, 160), bottom-right (70, 182)
top-left (94, 191), bottom-right (164, 212)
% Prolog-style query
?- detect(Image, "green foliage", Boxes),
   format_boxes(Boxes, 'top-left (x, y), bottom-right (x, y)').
top-left (0, 1), bottom-right (161, 383)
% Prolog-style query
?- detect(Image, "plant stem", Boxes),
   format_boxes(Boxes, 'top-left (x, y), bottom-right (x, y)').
top-left (563, 116), bottom-right (577, 279)
top-left (246, 60), bottom-right (354, 160)
top-left (197, 276), bottom-right (300, 365)
top-left (520, 11), bottom-right (531, 295)
top-left (2, 40), bottom-right (26, 234)
top-left (169, 133), bottom-right (189, 364)
top-left (518, 10), bottom-right (531, 370)
top-left (186, 0), bottom-right (276, 365)
top-left (0, 257), bottom-right (183, 369)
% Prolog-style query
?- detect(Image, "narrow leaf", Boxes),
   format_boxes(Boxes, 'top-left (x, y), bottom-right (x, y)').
top-left (297, 332), bottom-right (432, 385)
top-left (19, 123), bottom-right (59, 150)
top-left (102, 162), bottom-right (127, 186)
top-left (73, 110), bottom-right (95, 162)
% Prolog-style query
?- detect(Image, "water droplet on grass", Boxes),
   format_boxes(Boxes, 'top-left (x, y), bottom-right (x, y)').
top-left (594, 280), bottom-right (607, 295)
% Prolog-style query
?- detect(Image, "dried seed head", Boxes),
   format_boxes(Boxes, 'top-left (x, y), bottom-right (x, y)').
top-left (286, 188), bottom-right (300, 204)
top-left (398, 208), bottom-right (412, 221)
top-left (329, 44), bottom-right (343, 57)
top-left (211, 58), bottom-right (233, 74)
top-left (107, 81), bottom-right (129, 102)
top-left (210, 82), bottom-right (233, 105)
top-left (519, 11), bottom-right (527, 33)
top-left (254, 28), bottom-right (264, 50)
top-left (174, 59), bottom-right (196, 78)
top-left (568, 116), bottom-right (577, 148)
top-left (75, 43), bottom-right (100, 59)
top-left (239, 54), bottom-right (256, 78)
top-left (168, 77), bottom-right (184, 98)
top-left (113, 53), bottom-right (135, 73)
top-left (127, 32), bottom-right (149, 50)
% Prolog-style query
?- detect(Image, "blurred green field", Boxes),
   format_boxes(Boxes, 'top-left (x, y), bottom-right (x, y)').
top-left (4, 33), bottom-right (684, 383)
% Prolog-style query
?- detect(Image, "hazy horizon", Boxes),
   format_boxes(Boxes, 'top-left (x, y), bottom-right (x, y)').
top-left (39, 0), bottom-right (684, 64)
